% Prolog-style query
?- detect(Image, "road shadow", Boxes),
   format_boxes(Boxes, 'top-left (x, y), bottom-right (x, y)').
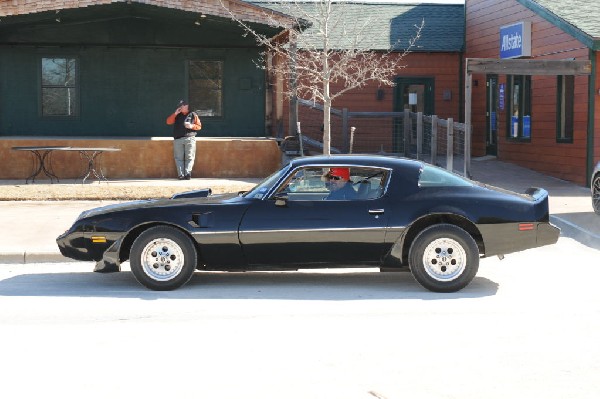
top-left (0, 269), bottom-right (498, 300)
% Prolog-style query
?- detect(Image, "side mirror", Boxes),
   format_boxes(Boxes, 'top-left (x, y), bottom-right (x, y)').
top-left (274, 194), bottom-right (288, 207)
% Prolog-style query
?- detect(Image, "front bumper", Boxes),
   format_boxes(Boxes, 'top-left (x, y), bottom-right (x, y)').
top-left (93, 239), bottom-right (123, 273)
top-left (56, 230), bottom-right (91, 261)
top-left (57, 229), bottom-right (123, 274)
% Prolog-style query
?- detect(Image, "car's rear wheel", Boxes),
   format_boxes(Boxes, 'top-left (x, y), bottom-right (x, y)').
top-left (593, 175), bottom-right (600, 215)
top-left (408, 224), bottom-right (479, 293)
top-left (129, 226), bottom-right (197, 291)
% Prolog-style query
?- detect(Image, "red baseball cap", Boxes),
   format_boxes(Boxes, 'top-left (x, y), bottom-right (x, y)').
top-left (329, 167), bottom-right (350, 180)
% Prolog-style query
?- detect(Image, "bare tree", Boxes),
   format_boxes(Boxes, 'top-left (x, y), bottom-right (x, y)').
top-left (221, 0), bottom-right (423, 155)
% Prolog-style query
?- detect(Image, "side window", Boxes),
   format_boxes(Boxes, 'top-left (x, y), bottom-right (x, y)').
top-left (189, 61), bottom-right (223, 117)
top-left (274, 166), bottom-right (388, 201)
top-left (418, 165), bottom-right (472, 187)
top-left (557, 75), bottom-right (574, 143)
top-left (506, 75), bottom-right (531, 140)
top-left (41, 57), bottom-right (78, 117)
top-left (275, 167), bottom-right (329, 200)
top-left (348, 167), bottom-right (388, 200)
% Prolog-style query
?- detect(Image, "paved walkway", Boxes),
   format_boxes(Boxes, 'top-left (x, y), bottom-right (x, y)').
top-left (469, 158), bottom-right (598, 250)
top-left (0, 157), bottom-right (597, 263)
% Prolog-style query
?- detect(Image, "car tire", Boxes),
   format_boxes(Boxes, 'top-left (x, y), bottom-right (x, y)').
top-left (408, 224), bottom-right (479, 293)
top-left (129, 226), bottom-right (197, 291)
top-left (593, 175), bottom-right (600, 215)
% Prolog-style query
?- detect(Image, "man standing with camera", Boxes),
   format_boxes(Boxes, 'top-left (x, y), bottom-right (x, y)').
top-left (166, 100), bottom-right (202, 180)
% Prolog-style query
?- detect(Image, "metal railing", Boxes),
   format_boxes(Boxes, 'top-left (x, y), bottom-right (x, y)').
top-left (296, 99), bottom-right (471, 177)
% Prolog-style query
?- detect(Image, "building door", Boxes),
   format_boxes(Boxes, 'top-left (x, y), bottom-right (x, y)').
top-left (486, 75), bottom-right (498, 156)
top-left (393, 77), bottom-right (434, 154)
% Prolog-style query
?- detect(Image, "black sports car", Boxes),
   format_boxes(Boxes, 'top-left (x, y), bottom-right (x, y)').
top-left (57, 155), bottom-right (560, 292)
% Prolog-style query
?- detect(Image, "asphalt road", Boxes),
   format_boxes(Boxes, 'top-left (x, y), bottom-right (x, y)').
top-left (0, 236), bottom-right (599, 399)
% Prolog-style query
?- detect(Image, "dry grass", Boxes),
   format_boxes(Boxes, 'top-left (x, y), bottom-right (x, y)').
top-left (0, 181), bottom-right (256, 201)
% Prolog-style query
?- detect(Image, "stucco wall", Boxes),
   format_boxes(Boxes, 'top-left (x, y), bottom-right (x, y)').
top-left (1, 137), bottom-right (281, 180)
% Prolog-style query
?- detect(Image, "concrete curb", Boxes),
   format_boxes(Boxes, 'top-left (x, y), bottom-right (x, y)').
top-left (551, 216), bottom-right (600, 251)
top-left (1, 252), bottom-right (75, 264)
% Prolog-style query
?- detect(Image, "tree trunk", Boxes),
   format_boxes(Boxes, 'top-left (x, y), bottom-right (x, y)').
top-left (323, 98), bottom-right (331, 155)
top-left (321, 2), bottom-right (331, 155)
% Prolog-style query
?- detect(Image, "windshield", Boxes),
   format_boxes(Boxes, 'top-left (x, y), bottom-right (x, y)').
top-left (243, 165), bottom-right (290, 199)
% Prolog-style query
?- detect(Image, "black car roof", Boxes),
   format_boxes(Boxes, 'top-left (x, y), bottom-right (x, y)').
top-left (289, 154), bottom-right (424, 172)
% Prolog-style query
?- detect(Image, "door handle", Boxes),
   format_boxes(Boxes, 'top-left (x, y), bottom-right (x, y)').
top-left (368, 209), bottom-right (385, 215)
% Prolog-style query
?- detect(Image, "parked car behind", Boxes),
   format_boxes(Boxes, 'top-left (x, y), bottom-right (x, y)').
top-left (592, 161), bottom-right (600, 215)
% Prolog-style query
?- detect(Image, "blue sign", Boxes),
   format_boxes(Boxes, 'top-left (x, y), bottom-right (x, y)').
top-left (499, 83), bottom-right (505, 111)
top-left (500, 22), bottom-right (531, 59)
top-left (523, 115), bottom-right (531, 138)
top-left (511, 116), bottom-right (519, 138)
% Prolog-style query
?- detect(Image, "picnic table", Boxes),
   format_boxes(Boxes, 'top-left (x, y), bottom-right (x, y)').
top-left (12, 146), bottom-right (121, 183)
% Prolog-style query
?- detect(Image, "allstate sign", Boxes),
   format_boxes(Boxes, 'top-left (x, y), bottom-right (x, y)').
top-left (500, 22), bottom-right (531, 59)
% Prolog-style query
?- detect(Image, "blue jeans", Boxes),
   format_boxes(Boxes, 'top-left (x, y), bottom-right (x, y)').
top-left (173, 136), bottom-right (196, 177)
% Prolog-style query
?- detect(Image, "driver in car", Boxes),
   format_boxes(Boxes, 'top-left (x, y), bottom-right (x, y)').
top-left (324, 167), bottom-right (357, 200)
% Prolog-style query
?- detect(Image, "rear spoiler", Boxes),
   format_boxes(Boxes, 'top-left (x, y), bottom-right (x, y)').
top-left (524, 187), bottom-right (549, 202)
top-left (524, 187), bottom-right (551, 222)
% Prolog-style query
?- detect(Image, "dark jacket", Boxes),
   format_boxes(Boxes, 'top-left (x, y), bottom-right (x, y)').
top-left (326, 182), bottom-right (357, 200)
top-left (166, 112), bottom-right (201, 139)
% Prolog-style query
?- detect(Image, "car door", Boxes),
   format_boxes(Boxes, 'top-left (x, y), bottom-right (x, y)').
top-left (238, 166), bottom-right (391, 267)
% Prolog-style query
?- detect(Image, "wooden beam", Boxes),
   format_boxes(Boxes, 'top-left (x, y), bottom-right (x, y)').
top-left (466, 58), bottom-right (592, 76)
top-left (464, 67), bottom-right (472, 177)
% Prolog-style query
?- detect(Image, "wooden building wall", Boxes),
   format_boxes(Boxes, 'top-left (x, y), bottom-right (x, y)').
top-left (0, 46), bottom-right (266, 138)
top-left (466, 0), bottom-right (594, 185)
top-left (272, 52), bottom-right (463, 153)
top-left (330, 52), bottom-right (462, 118)
top-left (0, 2), bottom-right (276, 139)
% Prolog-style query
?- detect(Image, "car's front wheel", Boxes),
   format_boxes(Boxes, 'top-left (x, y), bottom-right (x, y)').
top-left (593, 175), bottom-right (600, 215)
top-left (129, 226), bottom-right (197, 291)
top-left (408, 224), bottom-right (479, 293)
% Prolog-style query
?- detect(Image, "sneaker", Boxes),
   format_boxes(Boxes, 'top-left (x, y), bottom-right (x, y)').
top-left (185, 174), bottom-right (191, 180)
top-left (178, 175), bottom-right (185, 180)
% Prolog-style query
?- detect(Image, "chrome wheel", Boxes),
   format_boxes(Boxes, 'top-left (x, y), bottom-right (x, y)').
top-left (130, 226), bottom-right (197, 291)
top-left (140, 238), bottom-right (185, 282)
top-left (422, 238), bottom-right (467, 281)
top-left (408, 224), bottom-right (479, 292)
top-left (593, 176), bottom-right (600, 215)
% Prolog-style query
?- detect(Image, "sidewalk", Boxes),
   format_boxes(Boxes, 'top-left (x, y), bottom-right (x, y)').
top-left (0, 178), bottom-right (260, 263)
top-left (469, 158), bottom-right (599, 250)
top-left (0, 158), bottom-right (597, 263)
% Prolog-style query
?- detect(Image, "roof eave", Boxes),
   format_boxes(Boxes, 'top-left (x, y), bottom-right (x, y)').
top-left (517, 0), bottom-right (599, 51)
top-left (0, 0), bottom-right (296, 28)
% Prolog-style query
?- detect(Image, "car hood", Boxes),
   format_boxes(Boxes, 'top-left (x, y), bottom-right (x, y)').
top-left (76, 192), bottom-right (241, 221)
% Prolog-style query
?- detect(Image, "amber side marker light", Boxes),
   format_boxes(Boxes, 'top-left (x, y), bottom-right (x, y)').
top-left (91, 236), bottom-right (107, 243)
top-left (518, 223), bottom-right (535, 231)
